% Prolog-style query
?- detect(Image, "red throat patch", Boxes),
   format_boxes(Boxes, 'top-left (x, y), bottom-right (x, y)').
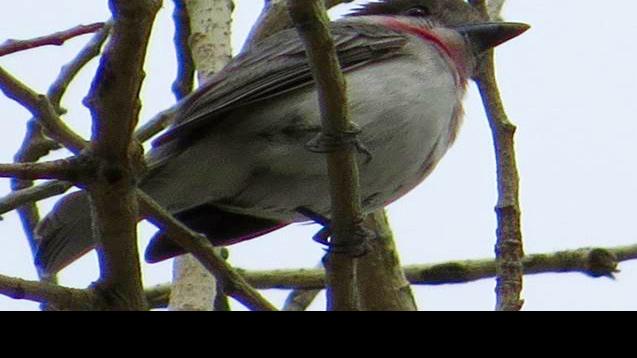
top-left (379, 18), bottom-right (469, 85)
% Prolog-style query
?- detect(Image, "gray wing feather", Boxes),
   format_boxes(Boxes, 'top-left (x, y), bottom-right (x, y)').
top-left (150, 23), bottom-right (409, 150)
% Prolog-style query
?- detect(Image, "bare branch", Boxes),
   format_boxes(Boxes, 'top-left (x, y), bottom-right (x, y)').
top-left (470, 1), bottom-right (524, 311)
top-left (12, 22), bottom-right (111, 278)
top-left (166, 0), bottom-right (236, 312)
top-left (287, 0), bottom-right (364, 311)
top-left (134, 107), bottom-right (177, 143)
top-left (0, 23), bottom-right (105, 57)
top-left (0, 273), bottom-right (97, 310)
top-left (82, 0), bottom-right (162, 310)
top-left (0, 66), bottom-right (87, 153)
top-left (356, 211), bottom-right (417, 310)
top-left (0, 157), bottom-right (86, 181)
top-left (143, 244), bottom-right (635, 308)
top-left (11, 119), bottom-right (60, 265)
top-left (138, 190), bottom-right (277, 311)
top-left (282, 260), bottom-right (323, 311)
top-left (48, 22), bottom-right (112, 111)
top-left (0, 181), bottom-right (73, 216)
top-left (171, 0), bottom-right (195, 100)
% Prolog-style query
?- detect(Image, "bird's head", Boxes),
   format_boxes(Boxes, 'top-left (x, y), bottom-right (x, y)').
top-left (347, 0), bottom-right (529, 78)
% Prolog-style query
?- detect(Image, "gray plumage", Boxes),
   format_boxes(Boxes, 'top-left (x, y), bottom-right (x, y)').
top-left (34, 0), bottom-right (528, 274)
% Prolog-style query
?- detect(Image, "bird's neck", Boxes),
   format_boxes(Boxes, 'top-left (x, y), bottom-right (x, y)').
top-left (376, 17), bottom-right (471, 86)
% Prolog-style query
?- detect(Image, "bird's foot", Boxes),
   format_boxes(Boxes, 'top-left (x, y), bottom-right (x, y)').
top-left (296, 206), bottom-right (371, 257)
top-left (304, 123), bottom-right (372, 163)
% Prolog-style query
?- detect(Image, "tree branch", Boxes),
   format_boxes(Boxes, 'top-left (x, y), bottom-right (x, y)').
top-left (11, 21), bottom-right (111, 281)
top-left (166, 0), bottom-right (236, 312)
top-left (144, 244), bottom-right (635, 308)
top-left (134, 107), bottom-right (177, 143)
top-left (0, 23), bottom-right (105, 57)
top-left (171, 0), bottom-right (195, 100)
top-left (470, 0), bottom-right (524, 311)
top-left (47, 22), bottom-right (112, 112)
top-left (137, 190), bottom-right (277, 311)
top-left (0, 181), bottom-right (72, 216)
top-left (82, 0), bottom-right (161, 310)
top-left (0, 66), bottom-right (87, 153)
top-left (287, 0), bottom-right (365, 311)
top-left (356, 211), bottom-right (417, 310)
top-left (0, 157), bottom-right (87, 181)
top-left (0, 273), bottom-right (97, 310)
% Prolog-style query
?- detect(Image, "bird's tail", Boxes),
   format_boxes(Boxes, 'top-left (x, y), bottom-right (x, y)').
top-left (35, 192), bottom-right (289, 274)
top-left (34, 191), bottom-right (95, 275)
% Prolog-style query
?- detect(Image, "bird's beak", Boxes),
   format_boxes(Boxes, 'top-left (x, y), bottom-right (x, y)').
top-left (454, 22), bottom-right (530, 54)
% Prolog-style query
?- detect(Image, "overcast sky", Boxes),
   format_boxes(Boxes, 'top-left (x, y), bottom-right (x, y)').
top-left (0, 0), bottom-right (636, 310)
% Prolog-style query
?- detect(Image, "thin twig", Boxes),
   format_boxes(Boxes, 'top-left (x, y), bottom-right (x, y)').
top-left (282, 261), bottom-right (323, 311)
top-left (171, 0), bottom-right (195, 100)
top-left (0, 181), bottom-right (73, 216)
top-left (11, 120), bottom-right (60, 260)
top-left (0, 66), bottom-right (87, 153)
top-left (134, 107), bottom-right (177, 143)
top-left (142, 244), bottom-right (635, 308)
top-left (48, 22), bottom-right (112, 111)
top-left (0, 23), bottom-right (105, 57)
top-left (11, 21), bottom-right (110, 281)
top-left (470, 0), bottom-right (524, 311)
top-left (0, 157), bottom-right (86, 181)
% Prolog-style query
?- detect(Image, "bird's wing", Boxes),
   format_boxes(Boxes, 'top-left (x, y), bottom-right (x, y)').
top-left (150, 22), bottom-right (409, 149)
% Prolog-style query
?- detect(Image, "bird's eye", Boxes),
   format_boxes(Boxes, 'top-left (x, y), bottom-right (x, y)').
top-left (404, 6), bottom-right (431, 17)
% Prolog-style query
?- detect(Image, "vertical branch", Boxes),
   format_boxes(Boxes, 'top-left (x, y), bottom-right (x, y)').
top-left (471, 0), bottom-right (524, 311)
top-left (83, 0), bottom-right (161, 310)
top-left (171, 0), bottom-right (195, 100)
top-left (287, 0), bottom-right (364, 311)
top-left (11, 120), bottom-right (58, 263)
top-left (184, 0), bottom-right (234, 81)
top-left (357, 211), bottom-right (417, 310)
top-left (168, 0), bottom-right (234, 311)
top-left (247, 0), bottom-right (407, 311)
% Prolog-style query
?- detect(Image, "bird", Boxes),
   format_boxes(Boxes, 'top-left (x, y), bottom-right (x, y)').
top-left (34, 0), bottom-right (529, 274)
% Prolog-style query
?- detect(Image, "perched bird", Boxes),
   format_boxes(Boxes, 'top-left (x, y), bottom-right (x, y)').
top-left (35, 0), bottom-right (529, 274)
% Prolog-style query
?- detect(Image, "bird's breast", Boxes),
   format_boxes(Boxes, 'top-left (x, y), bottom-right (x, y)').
top-left (143, 39), bottom-right (466, 223)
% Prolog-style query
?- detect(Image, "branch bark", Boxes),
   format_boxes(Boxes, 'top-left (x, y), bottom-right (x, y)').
top-left (356, 211), bottom-right (417, 310)
top-left (138, 191), bottom-right (277, 311)
top-left (470, 0), bottom-right (524, 311)
top-left (0, 273), bottom-right (97, 310)
top-left (171, 0), bottom-right (195, 100)
top-left (82, 0), bottom-right (161, 310)
top-left (144, 244), bottom-right (634, 308)
top-left (0, 158), bottom-right (87, 181)
top-left (0, 23), bottom-right (105, 57)
top-left (11, 21), bottom-right (111, 281)
top-left (287, 0), bottom-right (365, 311)
top-left (0, 66), bottom-right (87, 153)
top-left (0, 181), bottom-right (73, 216)
top-left (167, 0), bottom-right (235, 312)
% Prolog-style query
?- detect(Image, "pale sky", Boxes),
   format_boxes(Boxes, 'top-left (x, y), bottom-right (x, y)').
top-left (0, 0), bottom-right (636, 310)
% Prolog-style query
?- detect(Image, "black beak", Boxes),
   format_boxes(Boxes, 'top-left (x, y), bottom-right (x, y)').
top-left (454, 22), bottom-right (530, 54)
